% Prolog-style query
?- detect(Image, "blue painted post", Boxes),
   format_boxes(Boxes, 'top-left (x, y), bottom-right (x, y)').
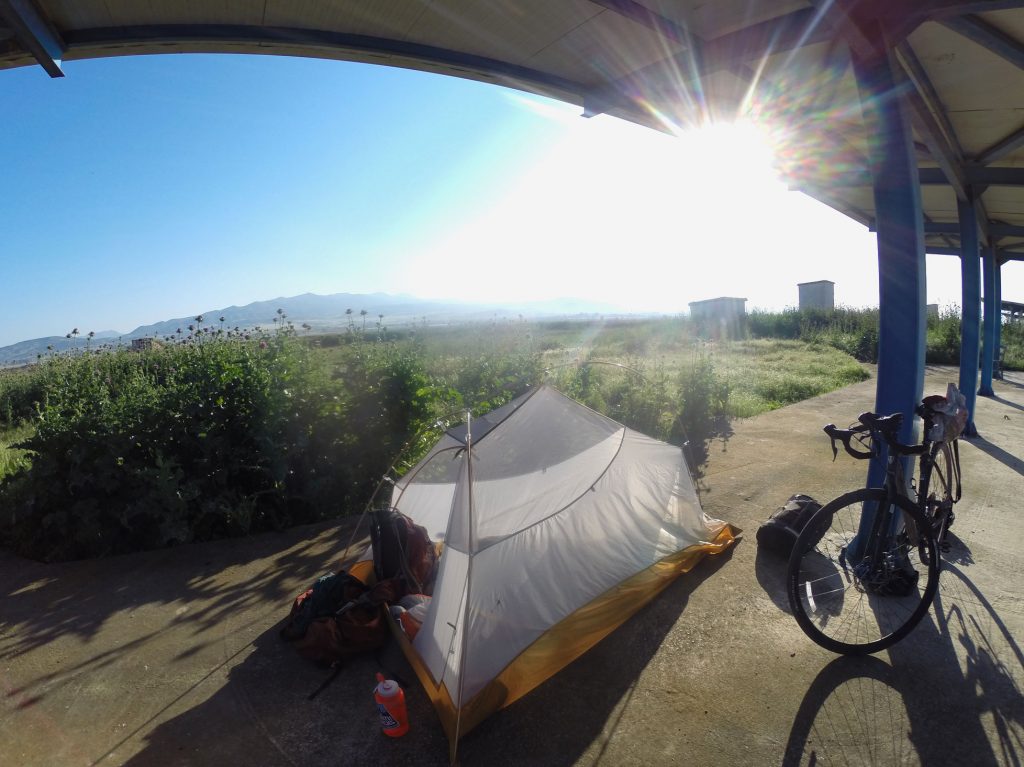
top-left (994, 258), bottom-right (1003, 380)
top-left (851, 42), bottom-right (927, 492)
top-left (958, 197), bottom-right (981, 435)
top-left (980, 246), bottom-right (996, 396)
top-left (849, 37), bottom-right (927, 558)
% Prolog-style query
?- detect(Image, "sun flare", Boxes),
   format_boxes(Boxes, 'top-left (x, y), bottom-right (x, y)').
top-left (393, 110), bottom-right (831, 313)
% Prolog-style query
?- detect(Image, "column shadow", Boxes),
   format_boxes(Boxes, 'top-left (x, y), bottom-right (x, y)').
top-left (990, 394), bottom-right (1024, 413)
top-left (964, 436), bottom-right (1024, 477)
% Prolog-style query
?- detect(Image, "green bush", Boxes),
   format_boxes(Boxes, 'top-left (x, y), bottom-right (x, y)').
top-left (926, 307), bottom-right (962, 365)
top-left (0, 367), bottom-right (48, 427)
top-left (1, 314), bottom-right (885, 561)
top-left (673, 350), bottom-right (730, 465)
top-left (1003, 322), bottom-right (1024, 371)
top-left (750, 307), bottom-right (881, 362)
top-left (0, 333), bottom-right (451, 561)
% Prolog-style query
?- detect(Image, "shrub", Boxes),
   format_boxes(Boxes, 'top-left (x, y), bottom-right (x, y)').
top-left (926, 307), bottom-right (962, 365)
top-left (1002, 322), bottom-right (1024, 371)
top-left (672, 349), bottom-right (731, 470)
top-left (0, 367), bottom-right (48, 428)
top-left (0, 332), bottom-right (455, 561)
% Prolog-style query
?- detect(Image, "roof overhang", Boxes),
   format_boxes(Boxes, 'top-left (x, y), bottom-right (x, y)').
top-left (2, 1), bottom-right (1023, 256)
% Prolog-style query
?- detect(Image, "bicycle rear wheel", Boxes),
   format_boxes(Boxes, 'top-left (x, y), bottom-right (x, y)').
top-left (925, 442), bottom-right (958, 546)
top-left (787, 488), bottom-right (940, 655)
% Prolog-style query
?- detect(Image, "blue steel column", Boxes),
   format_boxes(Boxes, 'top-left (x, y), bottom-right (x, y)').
top-left (852, 39), bottom-right (927, 491)
top-left (994, 257), bottom-right (1003, 379)
top-left (958, 197), bottom-right (981, 434)
top-left (980, 246), bottom-right (996, 396)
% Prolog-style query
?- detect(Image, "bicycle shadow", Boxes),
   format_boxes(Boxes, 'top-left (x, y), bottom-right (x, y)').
top-left (940, 531), bottom-right (975, 567)
top-left (782, 563), bottom-right (1022, 766)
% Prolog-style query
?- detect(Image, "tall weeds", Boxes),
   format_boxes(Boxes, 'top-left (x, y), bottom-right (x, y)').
top-left (0, 330), bottom-right (449, 561)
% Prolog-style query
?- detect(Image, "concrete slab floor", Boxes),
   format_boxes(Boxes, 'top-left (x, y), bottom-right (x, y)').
top-left (1, 366), bottom-right (1021, 766)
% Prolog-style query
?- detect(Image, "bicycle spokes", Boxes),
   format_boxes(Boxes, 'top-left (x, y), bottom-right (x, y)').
top-left (788, 489), bottom-right (940, 655)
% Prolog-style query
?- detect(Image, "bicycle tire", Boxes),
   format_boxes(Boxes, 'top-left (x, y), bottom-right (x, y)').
top-left (931, 442), bottom-right (958, 533)
top-left (787, 488), bottom-right (940, 655)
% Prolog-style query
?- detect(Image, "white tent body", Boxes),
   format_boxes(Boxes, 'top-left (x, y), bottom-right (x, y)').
top-left (390, 385), bottom-right (736, 747)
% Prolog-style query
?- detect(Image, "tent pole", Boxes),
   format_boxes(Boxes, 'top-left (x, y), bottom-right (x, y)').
top-left (451, 411), bottom-right (475, 764)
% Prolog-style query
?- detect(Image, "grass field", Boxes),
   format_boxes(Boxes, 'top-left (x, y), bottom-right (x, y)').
top-left (369, 317), bottom-right (871, 415)
top-left (0, 317), bottom-right (869, 482)
top-left (0, 316), bottom-right (874, 559)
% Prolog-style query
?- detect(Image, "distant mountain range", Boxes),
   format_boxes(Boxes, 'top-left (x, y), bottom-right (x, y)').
top-left (0, 292), bottom-right (628, 366)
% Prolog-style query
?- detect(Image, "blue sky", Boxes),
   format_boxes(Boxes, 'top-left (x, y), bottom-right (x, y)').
top-left (1, 52), bottom-right (1018, 347)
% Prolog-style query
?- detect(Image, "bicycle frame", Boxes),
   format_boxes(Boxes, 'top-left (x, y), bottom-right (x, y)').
top-left (846, 428), bottom-right (925, 568)
top-left (845, 455), bottom-right (894, 565)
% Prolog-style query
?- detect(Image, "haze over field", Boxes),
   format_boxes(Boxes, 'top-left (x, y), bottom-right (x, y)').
top-left (3, 54), bottom-right (1021, 350)
top-left (0, 292), bottom-right (625, 365)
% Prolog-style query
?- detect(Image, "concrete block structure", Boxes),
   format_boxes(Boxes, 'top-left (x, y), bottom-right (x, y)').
top-left (798, 280), bottom-right (835, 310)
top-left (688, 297), bottom-right (747, 339)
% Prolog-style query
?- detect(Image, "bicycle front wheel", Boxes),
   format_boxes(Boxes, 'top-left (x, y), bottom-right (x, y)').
top-left (787, 488), bottom-right (940, 655)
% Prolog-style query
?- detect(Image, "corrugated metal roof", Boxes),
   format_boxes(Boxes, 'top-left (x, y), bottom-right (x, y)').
top-left (1, 0), bottom-right (1021, 260)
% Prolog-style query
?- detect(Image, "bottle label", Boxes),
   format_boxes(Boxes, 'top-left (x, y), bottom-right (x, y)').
top-left (377, 703), bottom-right (399, 730)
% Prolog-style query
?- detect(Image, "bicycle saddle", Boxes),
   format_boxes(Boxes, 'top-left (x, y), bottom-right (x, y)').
top-left (857, 411), bottom-right (903, 434)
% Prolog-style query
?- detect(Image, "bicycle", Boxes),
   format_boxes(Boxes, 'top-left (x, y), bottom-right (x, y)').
top-left (786, 392), bottom-right (965, 655)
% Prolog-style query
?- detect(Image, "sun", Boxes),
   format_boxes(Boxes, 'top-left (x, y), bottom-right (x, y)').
top-left (392, 108), bottom-right (807, 313)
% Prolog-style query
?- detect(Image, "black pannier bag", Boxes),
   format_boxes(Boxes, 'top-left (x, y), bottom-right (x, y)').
top-left (756, 494), bottom-right (825, 557)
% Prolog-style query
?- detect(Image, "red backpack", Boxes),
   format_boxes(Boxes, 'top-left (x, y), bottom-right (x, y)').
top-left (281, 509), bottom-right (437, 667)
top-left (280, 573), bottom-right (398, 665)
top-left (369, 507), bottom-right (438, 597)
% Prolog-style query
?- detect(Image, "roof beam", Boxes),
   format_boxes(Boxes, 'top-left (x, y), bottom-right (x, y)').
top-left (701, 8), bottom-right (832, 67)
top-left (65, 24), bottom-right (585, 99)
top-left (817, 1), bottom-right (1024, 48)
top-left (926, 246), bottom-right (966, 256)
top-left (940, 15), bottom-right (1024, 71)
top-left (0, 0), bottom-right (64, 77)
top-left (975, 122), bottom-right (1024, 165)
top-left (894, 43), bottom-right (969, 202)
top-left (920, 166), bottom-right (1024, 186)
top-left (923, 221), bottom-right (1024, 238)
top-left (896, 43), bottom-right (965, 161)
top-left (587, 0), bottom-right (694, 47)
top-left (585, 7), bottom-right (832, 117)
top-left (927, 2), bottom-right (1024, 18)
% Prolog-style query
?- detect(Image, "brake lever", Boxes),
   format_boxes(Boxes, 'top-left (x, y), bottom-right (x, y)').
top-left (823, 424), bottom-right (839, 462)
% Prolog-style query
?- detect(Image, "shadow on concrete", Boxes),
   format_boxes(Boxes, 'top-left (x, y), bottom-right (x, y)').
top-left (112, 548), bottom-right (736, 767)
top-left (991, 394), bottom-right (1024, 413)
top-left (754, 546), bottom-right (794, 616)
top-left (0, 520), bottom-right (352, 679)
top-left (965, 436), bottom-right (1024, 477)
top-left (690, 416), bottom-right (735, 486)
top-left (938, 531), bottom-right (975, 567)
top-left (783, 562), bottom-right (1022, 767)
top-left (751, 530), bottom-right (977, 619)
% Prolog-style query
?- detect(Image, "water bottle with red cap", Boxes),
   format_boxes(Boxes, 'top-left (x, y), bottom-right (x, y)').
top-left (373, 673), bottom-right (409, 737)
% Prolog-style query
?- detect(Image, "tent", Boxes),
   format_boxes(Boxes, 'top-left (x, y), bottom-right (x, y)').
top-left (385, 384), bottom-right (738, 757)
